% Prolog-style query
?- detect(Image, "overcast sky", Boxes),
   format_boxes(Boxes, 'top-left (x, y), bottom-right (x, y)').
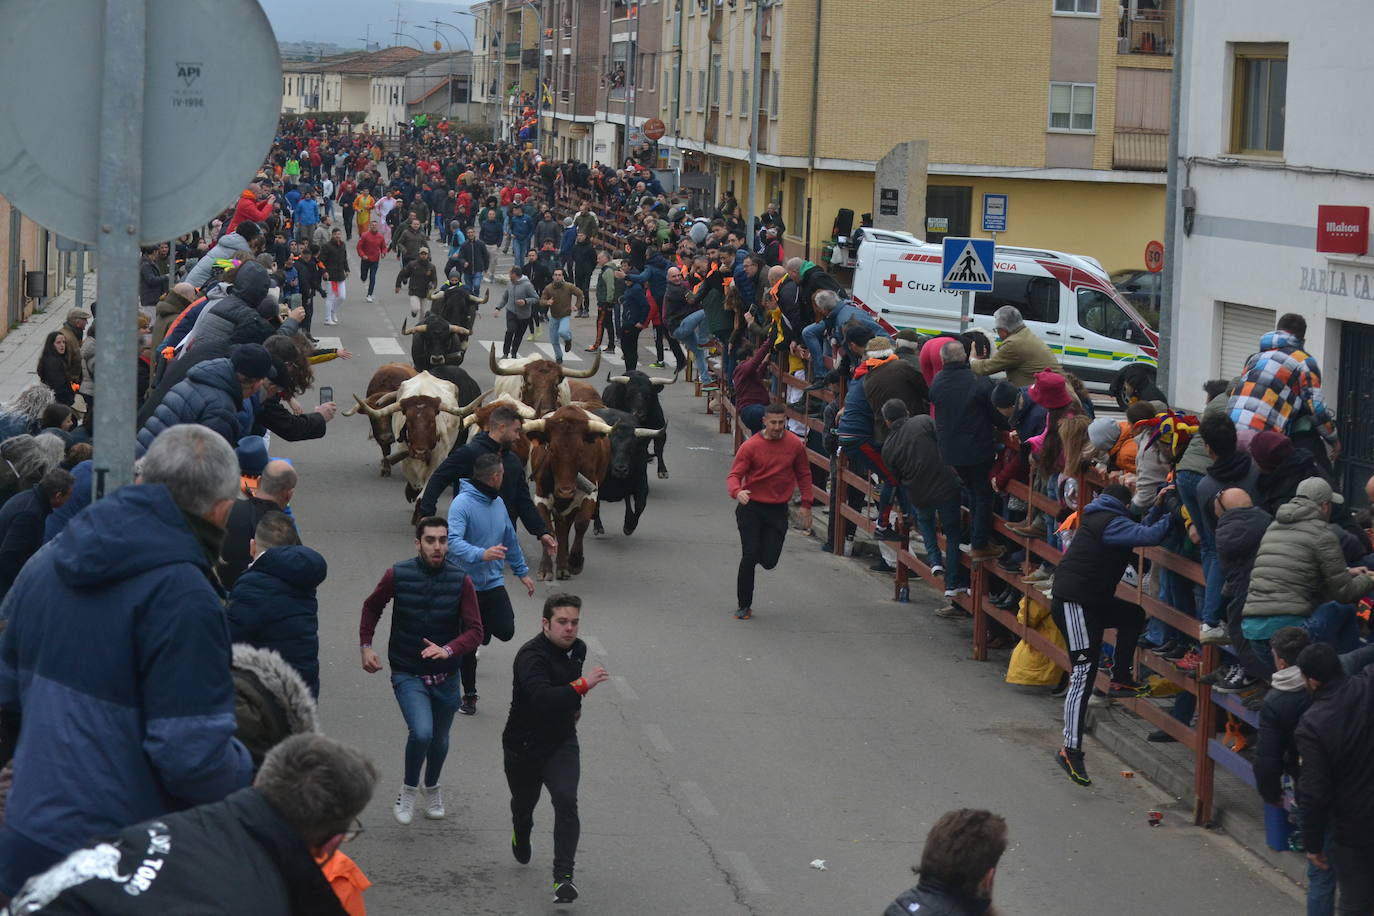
top-left (260, 0), bottom-right (476, 50)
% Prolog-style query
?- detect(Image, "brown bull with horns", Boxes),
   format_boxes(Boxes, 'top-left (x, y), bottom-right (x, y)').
top-left (523, 405), bottom-right (613, 580)
top-left (489, 344), bottom-right (602, 416)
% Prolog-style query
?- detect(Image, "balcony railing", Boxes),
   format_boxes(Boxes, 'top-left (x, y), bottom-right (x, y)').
top-left (1118, 5), bottom-right (1173, 56)
top-left (505, 41), bottom-right (521, 59)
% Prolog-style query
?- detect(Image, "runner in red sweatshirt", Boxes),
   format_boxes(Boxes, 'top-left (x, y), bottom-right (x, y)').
top-left (725, 402), bottom-right (812, 619)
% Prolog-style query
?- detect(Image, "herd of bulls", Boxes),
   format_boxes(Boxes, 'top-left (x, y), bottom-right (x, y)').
top-left (346, 313), bottom-right (676, 581)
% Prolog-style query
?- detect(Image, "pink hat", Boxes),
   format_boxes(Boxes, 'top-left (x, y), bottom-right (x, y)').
top-left (1027, 369), bottom-right (1072, 409)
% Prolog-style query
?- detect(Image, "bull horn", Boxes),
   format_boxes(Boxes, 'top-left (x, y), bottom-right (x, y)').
top-left (478, 289), bottom-right (490, 304)
top-left (490, 344), bottom-right (523, 376)
top-left (449, 324), bottom-right (471, 336)
top-left (633, 427), bottom-right (664, 438)
top-left (522, 418), bottom-right (546, 433)
top-left (647, 370), bottom-right (679, 385)
top-left (456, 388), bottom-right (492, 418)
top-left (400, 319), bottom-right (427, 335)
top-left (587, 418), bottom-right (614, 435)
top-left (353, 394), bottom-right (402, 419)
top-left (341, 398), bottom-right (361, 417)
top-left (560, 351), bottom-right (602, 379)
top-left (607, 374), bottom-right (631, 384)
top-left (514, 402), bottom-right (537, 418)
top-left (439, 403), bottom-right (464, 416)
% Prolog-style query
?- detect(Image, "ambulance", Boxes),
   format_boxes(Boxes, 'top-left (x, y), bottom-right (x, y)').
top-left (847, 228), bottom-right (1159, 398)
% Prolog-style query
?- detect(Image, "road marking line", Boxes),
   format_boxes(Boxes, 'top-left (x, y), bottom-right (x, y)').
top-left (313, 336), bottom-right (342, 351)
top-left (583, 635), bottom-right (607, 656)
top-left (531, 341), bottom-right (583, 363)
top-left (725, 851), bottom-right (770, 894)
top-left (368, 337), bottom-right (403, 355)
top-left (679, 781), bottom-right (717, 817)
top-left (610, 675), bottom-right (638, 701)
top-left (643, 724), bottom-right (674, 754)
top-left (600, 349), bottom-right (623, 365)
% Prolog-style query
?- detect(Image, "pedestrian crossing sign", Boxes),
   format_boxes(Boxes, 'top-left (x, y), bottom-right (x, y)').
top-left (941, 237), bottom-right (995, 292)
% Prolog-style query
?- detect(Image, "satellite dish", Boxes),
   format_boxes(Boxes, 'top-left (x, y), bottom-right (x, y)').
top-left (0, 0), bottom-right (282, 245)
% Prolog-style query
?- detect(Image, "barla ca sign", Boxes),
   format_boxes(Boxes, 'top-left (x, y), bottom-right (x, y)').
top-left (1316, 204), bottom-right (1369, 255)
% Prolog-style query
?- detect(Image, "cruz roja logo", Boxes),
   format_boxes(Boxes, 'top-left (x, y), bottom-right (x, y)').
top-left (176, 62), bottom-right (202, 88)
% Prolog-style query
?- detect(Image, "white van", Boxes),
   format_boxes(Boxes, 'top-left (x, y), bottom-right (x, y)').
top-left (847, 228), bottom-right (1158, 397)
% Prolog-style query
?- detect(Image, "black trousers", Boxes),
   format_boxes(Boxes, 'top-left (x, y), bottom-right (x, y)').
top-left (460, 586), bottom-right (516, 696)
top-left (504, 314), bottom-right (532, 358)
top-left (341, 206), bottom-right (354, 240)
top-left (1330, 841), bottom-right (1374, 915)
top-left (505, 738), bottom-right (580, 878)
top-left (620, 325), bottom-right (642, 371)
top-left (359, 259), bottom-right (379, 296)
top-left (1051, 596), bottom-right (1145, 752)
top-left (654, 325), bottom-right (685, 368)
top-left (737, 501), bottom-right (789, 609)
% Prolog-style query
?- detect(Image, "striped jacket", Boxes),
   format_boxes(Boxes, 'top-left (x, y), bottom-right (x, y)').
top-left (1227, 330), bottom-right (1336, 442)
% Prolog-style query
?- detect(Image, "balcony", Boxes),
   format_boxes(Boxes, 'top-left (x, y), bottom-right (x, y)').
top-left (505, 41), bottom-right (521, 59)
top-left (1118, 3), bottom-right (1173, 56)
top-left (1113, 130), bottom-right (1167, 171)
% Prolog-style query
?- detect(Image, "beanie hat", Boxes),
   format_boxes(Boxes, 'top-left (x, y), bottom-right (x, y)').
top-left (1027, 369), bottom-right (1072, 409)
top-left (230, 343), bottom-right (276, 382)
top-left (235, 435), bottom-right (270, 476)
top-left (1088, 417), bottom-right (1123, 452)
top-left (865, 337), bottom-right (894, 358)
top-left (990, 381), bottom-right (1019, 410)
top-left (1248, 430), bottom-right (1294, 474)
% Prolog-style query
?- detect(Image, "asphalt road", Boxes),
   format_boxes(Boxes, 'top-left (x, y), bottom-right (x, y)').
top-left (274, 239), bottom-right (1299, 915)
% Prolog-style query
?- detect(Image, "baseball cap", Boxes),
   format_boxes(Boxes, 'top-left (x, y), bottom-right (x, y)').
top-left (1296, 477), bottom-right (1343, 505)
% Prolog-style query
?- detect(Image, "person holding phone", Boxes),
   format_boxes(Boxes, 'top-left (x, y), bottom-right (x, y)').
top-left (358, 516), bottom-right (484, 825)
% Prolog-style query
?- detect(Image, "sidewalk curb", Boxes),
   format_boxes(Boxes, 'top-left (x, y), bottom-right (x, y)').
top-left (0, 274), bottom-right (99, 405)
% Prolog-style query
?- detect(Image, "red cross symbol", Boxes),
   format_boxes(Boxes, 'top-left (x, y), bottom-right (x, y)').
top-left (882, 273), bottom-right (902, 294)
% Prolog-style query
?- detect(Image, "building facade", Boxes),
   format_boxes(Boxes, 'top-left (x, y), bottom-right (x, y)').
top-left (656, 0), bottom-right (1173, 273)
top-left (0, 194), bottom-right (76, 335)
top-left (279, 47), bottom-right (433, 131)
top-left (1169, 0), bottom-right (1374, 493)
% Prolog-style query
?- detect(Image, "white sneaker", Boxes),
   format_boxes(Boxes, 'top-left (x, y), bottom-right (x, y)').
top-left (944, 587), bottom-right (971, 597)
top-left (393, 784), bottom-right (418, 824)
top-left (1199, 622), bottom-right (1229, 645)
top-left (366, 294), bottom-right (374, 302)
top-left (421, 785), bottom-right (445, 819)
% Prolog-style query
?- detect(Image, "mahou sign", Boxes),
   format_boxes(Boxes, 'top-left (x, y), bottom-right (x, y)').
top-left (1316, 205), bottom-right (1369, 256)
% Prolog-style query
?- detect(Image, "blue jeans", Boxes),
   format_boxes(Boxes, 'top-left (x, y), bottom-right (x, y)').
top-left (739, 403), bottom-right (766, 434)
top-left (955, 463), bottom-right (995, 549)
top-left (1177, 470), bottom-right (1226, 626)
top-left (916, 494), bottom-right (966, 591)
top-left (548, 315), bottom-right (572, 359)
top-left (673, 311), bottom-right (711, 381)
top-left (1308, 825), bottom-right (1337, 916)
top-left (512, 236), bottom-right (530, 264)
top-left (801, 320), bottom-right (830, 377)
top-left (464, 273), bottom-right (482, 295)
top-left (391, 672), bottom-right (463, 787)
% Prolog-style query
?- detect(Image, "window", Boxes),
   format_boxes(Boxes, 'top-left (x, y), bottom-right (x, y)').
top-left (974, 275), bottom-right (1060, 324)
top-left (711, 54), bottom-right (721, 106)
top-left (1077, 289), bottom-right (1138, 342)
top-left (739, 70), bottom-right (749, 117)
top-left (789, 177), bottom-right (805, 237)
top-left (757, 70), bottom-right (768, 115)
top-left (1053, 0), bottom-right (1098, 13)
top-left (698, 69), bottom-right (706, 109)
top-left (769, 70), bottom-right (779, 116)
top-left (1231, 44), bottom-right (1287, 155)
top-left (684, 70), bottom-right (693, 110)
top-left (1049, 82), bottom-right (1095, 131)
top-left (725, 70), bottom-right (733, 112)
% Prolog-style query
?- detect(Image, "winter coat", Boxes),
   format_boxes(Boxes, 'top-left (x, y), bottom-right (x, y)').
top-left (1297, 665), bottom-right (1374, 852)
top-left (863, 358), bottom-right (929, 443)
top-left (1194, 448), bottom-right (1260, 535)
top-left (139, 257), bottom-right (168, 308)
top-left (1130, 419), bottom-right (1173, 512)
top-left (533, 218), bottom-right (562, 251)
top-left (253, 394), bottom-right (327, 442)
top-left (152, 289), bottom-right (192, 346)
top-left (1175, 392), bottom-right (1230, 476)
top-left (882, 415), bottom-right (962, 507)
top-left (226, 188), bottom-right (274, 232)
top-left (454, 238), bottom-right (489, 275)
top-left (507, 212), bottom-right (534, 242)
top-left (392, 225), bottom-right (427, 261)
top-left (1243, 496), bottom-right (1374, 619)
top-left (417, 431), bottom-right (547, 536)
top-left (37, 349), bottom-right (75, 406)
top-left (42, 460), bottom-right (91, 544)
top-left (498, 278), bottom-right (538, 321)
top-left (929, 363), bottom-right (1008, 467)
top-left (0, 484), bottom-right (55, 602)
top-left (135, 357), bottom-right (244, 455)
top-left (970, 325), bottom-right (1062, 387)
top-left (479, 217), bottom-right (504, 246)
top-left (1256, 448), bottom-right (1326, 516)
top-left (178, 261), bottom-right (275, 369)
top-left (627, 255), bottom-right (668, 317)
top-left (218, 495), bottom-right (284, 589)
top-left (837, 372), bottom-right (875, 439)
top-left (0, 484), bottom-right (252, 862)
top-left (571, 240), bottom-right (597, 288)
top-left (185, 231), bottom-right (252, 290)
top-left (502, 632), bottom-right (587, 759)
top-left (5, 789), bottom-right (346, 916)
top-left (446, 479), bottom-right (529, 590)
top-left (396, 258), bottom-right (438, 298)
top-left (78, 336), bottom-right (96, 398)
top-left (1052, 492), bottom-right (1172, 605)
top-left (318, 239), bottom-right (349, 280)
top-left (1214, 505), bottom-right (1272, 607)
top-left (883, 878), bottom-right (992, 916)
top-left (796, 260), bottom-right (842, 312)
top-left (661, 280), bottom-right (695, 330)
top-left (1006, 596), bottom-right (1069, 687)
top-left (227, 546), bottom-right (328, 697)
top-left (1228, 330), bottom-right (1336, 443)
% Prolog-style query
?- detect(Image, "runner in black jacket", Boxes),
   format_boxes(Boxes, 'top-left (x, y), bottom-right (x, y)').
top-left (503, 593), bottom-right (608, 904)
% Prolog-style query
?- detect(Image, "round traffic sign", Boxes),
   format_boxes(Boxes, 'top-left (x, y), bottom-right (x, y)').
top-left (1144, 240), bottom-right (1165, 273)
top-left (0, 0), bottom-right (282, 245)
top-left (642, 118), bottom-right (666, 141)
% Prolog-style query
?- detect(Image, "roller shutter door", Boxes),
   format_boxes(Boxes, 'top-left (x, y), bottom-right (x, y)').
top-left (1219, 302), bottom-right (1276, 379)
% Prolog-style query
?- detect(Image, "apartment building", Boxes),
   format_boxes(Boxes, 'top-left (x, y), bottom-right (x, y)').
top-left (0, 194), bottom-right (77, 335)
top-left (1168, 0), bottom-right (1374, 494)
top-left (657, 0), bottom-right (1173, 272)
top-left (280, 47), bottom-right (431, 131)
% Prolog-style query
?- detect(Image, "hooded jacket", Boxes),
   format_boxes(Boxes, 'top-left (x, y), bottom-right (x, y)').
top-left (185, 232), bottom-right (252, 290)
top-left (446, 479), bottom-right (529, 591)
top-left (0, 484), bottom-right (251, 865)
top-left (1194, 448), bottom-right (1259, 535)
top-left (882, 415), bottom-right (962, 507)
top-left (796, 260), bottom-right (842, 312)
top-left (5, 788), bottom-right (346, 916)
top-left (1052, 492), bottom-right (1172, 605)
top-left (1243, 496), bottom-right (1374, 619)
top-left (1228, 330), bottom-right (1336, 442)
top-left (417, 431), bottom-right (547, 535)
top-left (863, 359), bottom-right (929, 443)
top-left (183, 262), bottom-right (274, 364)
top-left (1256, 448), bottom-right (1325, 516)
top-left (228, 547), bottom-right (329, 697)
top-left (152, 288), bottom-right (193, 347)
top-left (218, 495), bottom-right (285, 590)
top-left (1214, 505), bottom-right (1272, 608)
top-left (0, 485), bottom-right (56, 602)
top-left (227, 188), bottom-right (274, 232)
top-left (136, 357), bottom-right (244, 455)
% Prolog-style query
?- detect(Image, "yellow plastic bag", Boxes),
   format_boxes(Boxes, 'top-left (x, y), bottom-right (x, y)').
top-left (1006, 597), bottom-right (1067, 687)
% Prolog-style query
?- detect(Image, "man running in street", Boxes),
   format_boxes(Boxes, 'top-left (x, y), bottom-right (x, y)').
top-left (446, 454), bottom-right (538, 715)
top-left (726, 401), bottom-right (812, 619)
top-left (359, 516), bottom-right (484, 824)
top-left (504, 593), bottom-right (609, 904)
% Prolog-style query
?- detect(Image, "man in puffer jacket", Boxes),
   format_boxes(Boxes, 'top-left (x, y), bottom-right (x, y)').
top-left (1242, 477), bottom-right (1373, 659)
top-left (227, 511), bottom-right (328, 698)
top-left (882, 808), bottom-right (1007, 916)
top-left (185, 221), bottom-right (261, 290)
top-left (1227, 313), bottom-right (1338, 458)
top-left (135, 345), bottom-right (277, 455)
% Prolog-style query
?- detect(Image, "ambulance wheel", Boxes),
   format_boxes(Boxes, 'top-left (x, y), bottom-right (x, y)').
top-left (1111, 365), bottom-right (1156, 411)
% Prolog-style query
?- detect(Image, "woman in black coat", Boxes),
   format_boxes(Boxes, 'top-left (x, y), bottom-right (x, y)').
top-left (36, 332), bottom-right (75, 406)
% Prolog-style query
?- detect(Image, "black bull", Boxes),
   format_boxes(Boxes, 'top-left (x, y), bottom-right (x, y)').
top-left (591, 407), bottom-right (662, 536)
top-left (601, 369), bottom-right (676, 479)
top-left (402, 310), bottom-right (481, 408)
